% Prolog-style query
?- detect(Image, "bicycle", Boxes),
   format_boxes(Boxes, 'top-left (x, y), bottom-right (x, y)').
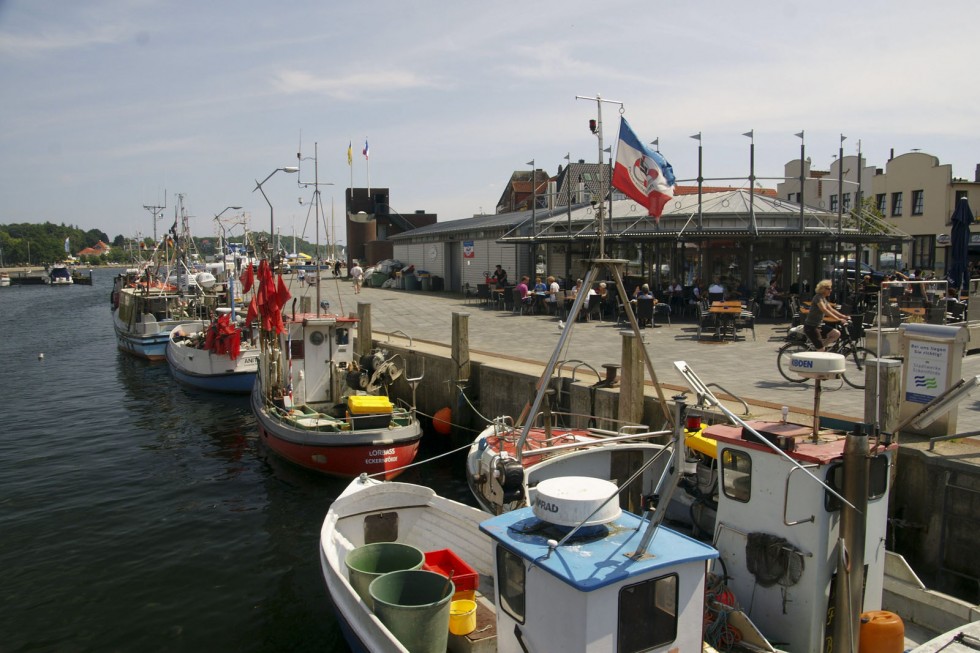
top-left (776, 321), bottom-right (871, 389)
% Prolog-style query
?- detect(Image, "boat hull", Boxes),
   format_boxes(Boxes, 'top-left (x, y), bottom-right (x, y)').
top-left (251, 385), bottom-right (422, 479)
top-left (113, 324), bottom-right (175, 361)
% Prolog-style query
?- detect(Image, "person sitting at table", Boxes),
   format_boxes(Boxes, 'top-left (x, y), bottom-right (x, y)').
top-left (516, 275), bottom-right (533, 310)
top-left (804, 279), bottom-right (850, 351)
top-left (708, 277), bottom-right (725, 302)
top-left (533, 276), bottom-right (547, 293)
top-left (668, 279), bottom-right (684, 311)
top-left (492, 265), bottom-right (508, 288)
top-left (595, 281), bottom-right (613, 318)
top-left (764, 280), bottom-right (786, 318)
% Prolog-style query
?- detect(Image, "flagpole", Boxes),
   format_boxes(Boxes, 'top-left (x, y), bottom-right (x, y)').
top-left (796, 131), bottom-right (806, 230)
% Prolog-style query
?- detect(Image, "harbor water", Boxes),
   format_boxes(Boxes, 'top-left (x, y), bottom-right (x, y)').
top-left (0, 270), bottom-right (469, 652)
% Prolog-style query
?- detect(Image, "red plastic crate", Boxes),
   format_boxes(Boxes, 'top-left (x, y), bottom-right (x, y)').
top-left (422, 548), bottom-right (477, 593)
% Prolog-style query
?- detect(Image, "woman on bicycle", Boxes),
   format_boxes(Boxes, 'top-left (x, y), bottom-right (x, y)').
top-left (804, 279), bottom-right (850, 351)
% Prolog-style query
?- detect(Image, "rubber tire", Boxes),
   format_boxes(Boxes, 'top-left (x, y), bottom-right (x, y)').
top-left (777, 343), bottom-right (810, 383)
top-left (841, 346), bottom-right (871, 389)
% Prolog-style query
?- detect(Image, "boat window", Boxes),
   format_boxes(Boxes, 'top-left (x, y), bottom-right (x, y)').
top-left (823, 454), bottom-right (890, 512)
top-left (721, 449), bottom-right (751, 503)
top-left (336, 328), bottom-right (349, 345)
top-left (617, 573), bottom-right (677, 652)
top-left (290, 339), bottom-right (305, 359)
top-left (496, 546), bottom-right (525, 624)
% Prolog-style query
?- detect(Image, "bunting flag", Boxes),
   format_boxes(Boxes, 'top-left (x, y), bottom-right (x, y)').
top-left (241, 262), bottom-right (255, 293)
top-left (612, 117), bottom-right (676, 220)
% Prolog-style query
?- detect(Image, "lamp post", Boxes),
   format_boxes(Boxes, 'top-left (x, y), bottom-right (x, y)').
top-left (213, 205), bottom-right (242, 314)
top-left (253, 167), bottom-right (299, 265)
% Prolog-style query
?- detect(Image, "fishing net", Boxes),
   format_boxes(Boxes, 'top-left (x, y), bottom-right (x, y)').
top-left (745, 532), bottom-right (805, 588)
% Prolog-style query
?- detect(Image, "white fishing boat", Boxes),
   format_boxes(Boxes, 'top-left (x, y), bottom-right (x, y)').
top-left (166, 313), bottom-right (258, 393)
top-left (0, 273), bottom-right (10, 287)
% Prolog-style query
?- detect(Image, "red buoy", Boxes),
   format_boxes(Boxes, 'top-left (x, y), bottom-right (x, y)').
top-left (433, 407), bottom-right (452, 435)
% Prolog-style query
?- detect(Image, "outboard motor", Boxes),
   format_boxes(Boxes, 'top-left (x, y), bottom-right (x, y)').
top-left (491, 456), bottom-right (525, 505)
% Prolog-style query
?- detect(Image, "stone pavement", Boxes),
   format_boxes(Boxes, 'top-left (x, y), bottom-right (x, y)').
top-left (292, 274), bottom-right (980, 438)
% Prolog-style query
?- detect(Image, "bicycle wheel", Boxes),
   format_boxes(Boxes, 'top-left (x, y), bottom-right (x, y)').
top-left (841, 346), bottom-right (871, 389)
top-left (777, 343), bottom-right (810, 383)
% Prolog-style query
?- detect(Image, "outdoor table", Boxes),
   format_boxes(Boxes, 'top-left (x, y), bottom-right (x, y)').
top-left (709, 301), bottom-right (742, 341)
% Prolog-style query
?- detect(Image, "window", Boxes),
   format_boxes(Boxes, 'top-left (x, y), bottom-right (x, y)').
top-left (830, 194), bottom-right (838, 212)
top-left (825, 455), bottom-right (890, 511)
top-left (721, 449), bottom-right (751, 502)
top-left (912, 190), bottom-right (924, 215)
top-left (876, 193), bottom-right (886, 213)
top-left (842, 193), bottom-right (851, 212)
top-left (955, 190), bottom-right (969, 203)
top-left (911, 234), bottom-right (935, 269)
top-left (618, 574), bottom-right (678, 652)
top-left (891, 192), bottom-right (903, 216)
top-left (497, 547), bottom-right (525, 623)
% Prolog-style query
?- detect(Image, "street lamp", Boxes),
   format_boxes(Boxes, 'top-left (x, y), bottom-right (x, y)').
top-left (253, 167), bottom-right (299, 263)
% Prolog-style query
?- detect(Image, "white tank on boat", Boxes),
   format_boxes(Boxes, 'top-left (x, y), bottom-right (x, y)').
top-left (195, 272), bottom-right (217, 290)
top-left (532, 476), bottom-right (621, 527)
top-left (789, 351), bottom-right (845, 380)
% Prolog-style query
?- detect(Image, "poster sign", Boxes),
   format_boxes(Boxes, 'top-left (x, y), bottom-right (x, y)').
top-left (904, 340), bottom-right (949, 403)
top-left (462, 240), bottom-right (475, 259)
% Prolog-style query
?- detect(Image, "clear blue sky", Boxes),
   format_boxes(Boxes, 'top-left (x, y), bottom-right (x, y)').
top-left (2, 0), bottom-right (979, 246)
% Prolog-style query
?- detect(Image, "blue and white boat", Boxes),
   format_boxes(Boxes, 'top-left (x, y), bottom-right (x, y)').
top-left (48, 263), bottom-right (73, 286)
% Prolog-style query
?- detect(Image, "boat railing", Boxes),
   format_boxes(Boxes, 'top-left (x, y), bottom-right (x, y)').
top-left (385, 330), bottom-right (413, 348)
top-left (520, 429), bottom-right (671, 459)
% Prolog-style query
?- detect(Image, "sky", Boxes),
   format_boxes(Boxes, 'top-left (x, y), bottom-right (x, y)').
top-left (2, 0), bottom-right (980, 248)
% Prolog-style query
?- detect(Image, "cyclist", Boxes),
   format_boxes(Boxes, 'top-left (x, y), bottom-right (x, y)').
top-left (804, 279), bottom-right (851, 351)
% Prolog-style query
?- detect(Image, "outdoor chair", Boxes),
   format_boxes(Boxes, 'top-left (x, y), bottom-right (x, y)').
top-left (695, 300), bottom-right (714, 340)
top-left (636, 297), bottom-right (655, 328)
top-left (735, 301), bottom-right (757, 340)
top-left (512, 287), bottom-right (532, 315)
top-left (476, 283), bottom-right (491, 307)
top-left (654, 302), bottom-right (671, 326)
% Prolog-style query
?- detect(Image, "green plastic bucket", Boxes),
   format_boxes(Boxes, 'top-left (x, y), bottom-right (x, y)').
top-left (369, 569), bottom-right (454, 653)
top-left (344, 542), bottom-right (424, 608)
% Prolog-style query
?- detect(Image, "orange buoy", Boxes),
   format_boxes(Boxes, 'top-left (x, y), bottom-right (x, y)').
top-left (859, 610), bottom-right (904, 653)
top-left (432, 407), bottom-right (452, 435)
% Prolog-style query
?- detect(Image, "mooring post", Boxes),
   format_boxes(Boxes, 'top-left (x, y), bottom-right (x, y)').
top-left (619, 331), bottom-right (644, 425)
top-left (356, 301), bottom-right (372, 359)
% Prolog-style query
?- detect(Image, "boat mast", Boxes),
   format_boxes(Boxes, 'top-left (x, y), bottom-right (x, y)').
top-left (514, 98), bottom-right (673, 459)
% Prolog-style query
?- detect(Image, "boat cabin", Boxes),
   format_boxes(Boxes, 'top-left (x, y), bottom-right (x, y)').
top-left (282, 315), bottom-right (357, 408)
top-left (704, 421), bottom-right (896, 652)
top-left (479, 477), bottom-right (717, 653)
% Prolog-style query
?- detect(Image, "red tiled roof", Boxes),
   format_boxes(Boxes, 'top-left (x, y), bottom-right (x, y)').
top-left (674, 185), bottom-right (777, 197)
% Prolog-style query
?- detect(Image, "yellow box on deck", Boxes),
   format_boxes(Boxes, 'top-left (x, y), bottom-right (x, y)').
top-left (347, 395), bottom-right (393, 415)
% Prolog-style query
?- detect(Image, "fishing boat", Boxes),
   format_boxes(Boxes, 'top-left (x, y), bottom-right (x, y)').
top-left (166, 313), bottom-right (259, 393)
top-left (249, 258), bottom-right (423, 479)
top-left (48, 263), bottom-right (73, 286)
top-left (323, 360), bottom-right (908, 652)
top-left (111, 195), bottom-right (217, 360)
top-left (0, 273), bottom-right (10, 287)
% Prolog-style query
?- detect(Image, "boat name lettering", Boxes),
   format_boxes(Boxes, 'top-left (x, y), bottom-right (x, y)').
top-left (366, 456), bottom-right (398, 464)
top-left (368, 448), bottom-right (395, 456)
top-left (534, 499), bottom-right (559, 513)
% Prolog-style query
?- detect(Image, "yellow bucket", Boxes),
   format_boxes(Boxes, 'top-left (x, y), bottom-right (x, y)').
top-left (449, 599), bottom-right (477, 636)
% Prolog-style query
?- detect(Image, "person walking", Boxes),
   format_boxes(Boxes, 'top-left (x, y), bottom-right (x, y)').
top-left (350, 260), bottom-right (364, 294)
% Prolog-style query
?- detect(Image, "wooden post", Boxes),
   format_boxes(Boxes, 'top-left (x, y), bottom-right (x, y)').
top-left (356, 301), bottom-right (372, 358)
top-left (452, 312), bottom-right (472, 433)
top-left (619, 331), bottom-right (644, 425)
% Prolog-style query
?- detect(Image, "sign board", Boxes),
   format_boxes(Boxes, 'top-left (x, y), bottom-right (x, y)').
top-left (936, 233), bottom-right (951, 246)
top-left (904, 340), bottom-right (949, 404)
top-left (462, 240), bottom-right (475, 259)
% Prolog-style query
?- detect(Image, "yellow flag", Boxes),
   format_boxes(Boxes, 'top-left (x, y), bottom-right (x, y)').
top-left (347, 142), bottom-right (352, 166)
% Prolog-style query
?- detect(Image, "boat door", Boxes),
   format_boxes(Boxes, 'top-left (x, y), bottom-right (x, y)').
top-left (297, 318), bottom-right (338, 405)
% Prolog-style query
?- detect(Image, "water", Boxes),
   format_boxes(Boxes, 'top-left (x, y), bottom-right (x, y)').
top-left (0, 270), bottom-right (469, 653)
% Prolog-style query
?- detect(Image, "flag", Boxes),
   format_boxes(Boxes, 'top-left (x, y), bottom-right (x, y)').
top-left (347, 141), bottom-right (352, 166)
top-left (612, 117), bottom-right (675, 220)
top-left (64, 237), bottom-right (70, 254)
top-left (362, 139), bottom-right (369, 160)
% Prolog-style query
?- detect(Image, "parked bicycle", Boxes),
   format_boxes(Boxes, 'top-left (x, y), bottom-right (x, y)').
top-left (776, 321), bottom-right (871, 389)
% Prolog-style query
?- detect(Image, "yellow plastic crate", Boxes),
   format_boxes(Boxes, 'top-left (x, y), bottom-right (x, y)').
top-left (347, 395), bottom-right (393, 415)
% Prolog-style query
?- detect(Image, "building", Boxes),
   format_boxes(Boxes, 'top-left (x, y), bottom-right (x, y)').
top-left (778, 150), bottom-right (980, 275)
top-left (77, 240), bottom-right (111, 257)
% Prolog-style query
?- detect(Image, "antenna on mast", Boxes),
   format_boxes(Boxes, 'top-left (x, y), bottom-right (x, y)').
top-left (575, 94), bottom-right (623, 259)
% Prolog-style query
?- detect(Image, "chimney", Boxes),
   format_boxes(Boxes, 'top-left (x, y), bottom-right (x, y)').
top-left (975, 164), bottom-right (980, 183)
top-left (889, 148), bottom-right (894, 161)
